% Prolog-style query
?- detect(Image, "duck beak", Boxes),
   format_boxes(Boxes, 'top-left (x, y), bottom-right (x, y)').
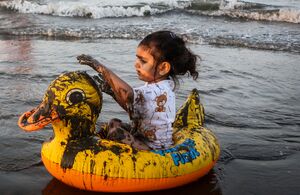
top-left (18, 101), bottom-right (59, 131)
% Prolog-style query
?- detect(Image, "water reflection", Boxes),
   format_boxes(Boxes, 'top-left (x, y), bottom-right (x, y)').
top-left (0, 39), bottom-right (34, 73)
top-left (42, 171), bottom-right (222, 195)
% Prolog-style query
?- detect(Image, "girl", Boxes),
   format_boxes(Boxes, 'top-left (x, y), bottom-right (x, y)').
top-left (77, 30), bottom-right (199, 150)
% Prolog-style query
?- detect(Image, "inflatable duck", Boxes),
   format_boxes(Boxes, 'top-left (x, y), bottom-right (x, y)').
top-left (18, 71), bottom-right (220, 192)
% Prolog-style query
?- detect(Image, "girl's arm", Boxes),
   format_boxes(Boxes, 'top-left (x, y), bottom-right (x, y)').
top-left (77, 54), bottom-right (134, 114)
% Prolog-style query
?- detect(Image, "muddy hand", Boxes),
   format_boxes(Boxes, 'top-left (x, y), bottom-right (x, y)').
top-left (77, 54), bottom-right (99, 69)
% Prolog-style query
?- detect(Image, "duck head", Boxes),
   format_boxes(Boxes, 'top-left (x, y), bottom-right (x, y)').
top-left (18, 71), bottom-right (102, 139)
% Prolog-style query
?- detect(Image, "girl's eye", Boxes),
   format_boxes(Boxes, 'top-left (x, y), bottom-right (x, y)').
top-left (66, 89), bottom-right (86, 105)
top-left (140, 59), bottom-right (146, 64)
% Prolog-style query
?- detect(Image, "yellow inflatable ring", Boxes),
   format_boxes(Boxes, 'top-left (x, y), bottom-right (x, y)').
top-left (18, 71), bottom-right (220, 192)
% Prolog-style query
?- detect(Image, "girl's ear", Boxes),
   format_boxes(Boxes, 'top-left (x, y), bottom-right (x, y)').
top-left (159, 62), bottom-right (171, 76)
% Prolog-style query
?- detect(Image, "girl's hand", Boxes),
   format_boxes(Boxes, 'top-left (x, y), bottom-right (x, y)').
top-left (78, 54), bottom-right (133, 113)
top-left (77, 54), bottom-right (100, 69)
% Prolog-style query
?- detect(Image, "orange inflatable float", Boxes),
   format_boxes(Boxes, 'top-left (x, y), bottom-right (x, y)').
top-left (18, 71), bottom-right (220, 192)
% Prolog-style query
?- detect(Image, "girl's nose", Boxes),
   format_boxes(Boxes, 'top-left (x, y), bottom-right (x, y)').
top-left (135, 60), bottom-right (140, 68)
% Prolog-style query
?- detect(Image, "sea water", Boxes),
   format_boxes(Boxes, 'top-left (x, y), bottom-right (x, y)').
top-left (0, 0), bottom-right (300, 194)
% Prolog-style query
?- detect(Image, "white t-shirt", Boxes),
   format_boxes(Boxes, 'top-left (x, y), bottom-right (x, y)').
top-left (132, 79), bottom-right (175, 149)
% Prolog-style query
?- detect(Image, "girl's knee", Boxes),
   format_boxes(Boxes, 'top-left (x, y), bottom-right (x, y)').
top-left (107, 127), bottom-right (149, 150)
top-left (108, 118), bottom-right (122, 129)
top-left (107, 127), bottom-right (135, 145)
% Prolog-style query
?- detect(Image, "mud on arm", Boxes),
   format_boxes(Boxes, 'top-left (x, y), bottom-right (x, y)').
top-left (77, 54), bottom-right (134, 116)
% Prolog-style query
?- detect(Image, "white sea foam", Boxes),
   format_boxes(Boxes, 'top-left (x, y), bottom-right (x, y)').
top-left (211, 0), bottom-right (300, 23)
top-left (224, 8), bottom-right (300, 24)
top-left (220, 0), bottom-right (245, 9)
top-left (0, 0), bottom-right (192, 18)
top-left (218, 8), bottom-right (300, 23)
top-left (1, 0), bottom-right (299, 23)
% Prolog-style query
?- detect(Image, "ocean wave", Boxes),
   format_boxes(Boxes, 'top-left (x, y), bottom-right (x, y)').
top-left (2, 27), bottom-right (299, 53)
top-left (219, 8), bottom-right (300, 24)
top-left (1, 0), bottom-right (299, 23)
top-left (187, 0), bottom-right (300, 24)
top-left (208, 36), bottom-right (300, 53)
top-left (0, 0), bottom-right (191, 18)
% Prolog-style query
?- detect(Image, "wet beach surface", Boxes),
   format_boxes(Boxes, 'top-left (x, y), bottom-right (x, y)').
top-left (1, 38), bottom-right (299, 195)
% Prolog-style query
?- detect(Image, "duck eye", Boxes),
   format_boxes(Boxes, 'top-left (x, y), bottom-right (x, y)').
top-left (66, 89), bottom-right (85, 105)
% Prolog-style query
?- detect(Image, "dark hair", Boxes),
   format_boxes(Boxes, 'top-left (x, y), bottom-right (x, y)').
top-left (138, 30), bottom-right (199, 87)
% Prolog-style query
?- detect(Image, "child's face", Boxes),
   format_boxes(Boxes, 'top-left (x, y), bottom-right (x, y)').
top-left (135, 46), bottom-right (159, 83)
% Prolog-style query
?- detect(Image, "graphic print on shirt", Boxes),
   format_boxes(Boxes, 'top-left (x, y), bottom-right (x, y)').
top-left (133, 81), bottom-right (175, 149)
top-left (155, 92), bottom-right (167, 112)
top-left (134, 89), bottom-right (145, 106)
